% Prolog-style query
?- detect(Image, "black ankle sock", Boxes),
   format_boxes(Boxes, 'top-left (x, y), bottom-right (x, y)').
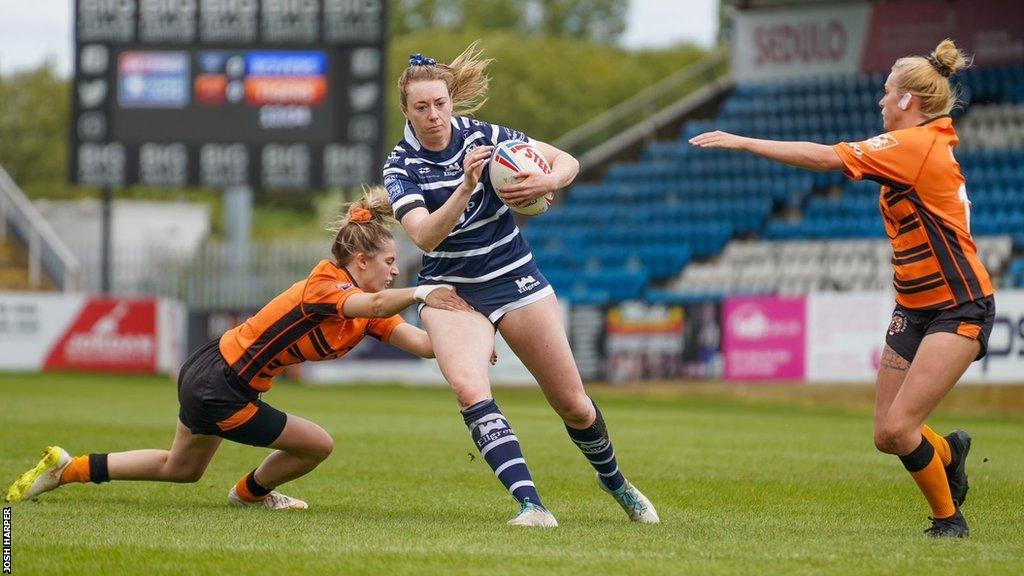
top-left (898, 436), bottom-right (934, 473)
top-left (246, 470), bottom-right (272, 497)
top-left (88, 453), bottom-right (110, 483)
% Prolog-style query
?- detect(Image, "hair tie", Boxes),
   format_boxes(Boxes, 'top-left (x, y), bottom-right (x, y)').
top-left (348, 207), bottom-right (372, 223)
top-left (926, 55), bottom-right (951, 77)
top-left (409, 53), bottom-right (437, 67)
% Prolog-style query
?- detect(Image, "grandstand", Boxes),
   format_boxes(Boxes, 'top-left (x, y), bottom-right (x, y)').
top-left (528, 65), bottom-right (1024, 303)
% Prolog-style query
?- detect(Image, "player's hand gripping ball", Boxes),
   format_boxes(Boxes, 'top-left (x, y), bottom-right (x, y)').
top-left (488, 140), bottom-right (554, 216)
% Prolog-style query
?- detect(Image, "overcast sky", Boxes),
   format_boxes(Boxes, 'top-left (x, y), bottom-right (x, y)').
top-left (0, 0), bottom-right (717, 76)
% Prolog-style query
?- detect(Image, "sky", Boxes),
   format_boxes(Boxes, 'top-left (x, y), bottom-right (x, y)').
top-left (0, 0), bottom-right (717, 76)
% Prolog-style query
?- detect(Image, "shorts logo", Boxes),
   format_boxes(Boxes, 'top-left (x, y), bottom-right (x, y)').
top-left (515, 275), bottom-right (540, 294)
top-left (888, 312), bottom-right (907, 336)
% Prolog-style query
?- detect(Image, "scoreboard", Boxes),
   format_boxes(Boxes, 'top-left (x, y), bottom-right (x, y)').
top-left (71, 0), bottom-right (385, 190)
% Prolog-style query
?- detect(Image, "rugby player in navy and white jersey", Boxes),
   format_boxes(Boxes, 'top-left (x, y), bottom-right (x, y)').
top-left (384, 44), bottom-right (659, 528)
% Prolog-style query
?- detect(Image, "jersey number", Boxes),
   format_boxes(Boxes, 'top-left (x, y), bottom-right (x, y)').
top-left (957, 184), bottom-right (971, 234)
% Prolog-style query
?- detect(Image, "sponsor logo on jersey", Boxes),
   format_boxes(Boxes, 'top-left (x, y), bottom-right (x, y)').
top-left (336, 282), bottom-right (353, 291)
top-left (384, 174), bottom-right (402, 201)
top-left (863, 133), bottom-right (899, 151)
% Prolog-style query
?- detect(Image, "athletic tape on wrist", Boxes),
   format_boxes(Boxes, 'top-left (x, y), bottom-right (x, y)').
top-left (414, 284), bottom-right (453, 303)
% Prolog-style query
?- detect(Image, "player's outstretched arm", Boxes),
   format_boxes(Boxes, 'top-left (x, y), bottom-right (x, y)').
top-left (388, 324), bottom-right (435, 358)
top-left (388, 323), bottom-right (498, 363)
top-left (689, 130), bottom-right (843, 172)
top-left (342, 286), bottom-right (472, 319)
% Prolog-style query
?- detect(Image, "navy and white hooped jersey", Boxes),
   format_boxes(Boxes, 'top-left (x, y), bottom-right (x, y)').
top-left (383, 116), bottom-right (534, 284)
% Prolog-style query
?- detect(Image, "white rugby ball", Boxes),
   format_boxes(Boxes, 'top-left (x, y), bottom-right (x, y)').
top-left (488, 140), bottom-right (554, 216)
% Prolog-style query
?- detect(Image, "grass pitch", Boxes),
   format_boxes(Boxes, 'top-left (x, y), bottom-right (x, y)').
top-left (1, 373), bottom-right (1022, 575)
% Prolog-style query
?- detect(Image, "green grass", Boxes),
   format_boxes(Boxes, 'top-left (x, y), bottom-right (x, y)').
top-left (1, 373), bottom-right (1022, 575)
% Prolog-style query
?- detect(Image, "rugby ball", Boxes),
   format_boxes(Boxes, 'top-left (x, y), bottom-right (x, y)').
top-left (488, 140), bottom-right (554, 216)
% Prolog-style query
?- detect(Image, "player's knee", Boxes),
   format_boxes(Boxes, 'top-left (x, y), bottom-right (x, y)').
top-left (309, 430), bottom-right (334, 461)
top-left (873, 429), bottom-right (896, 454)
top-left (555, 399), bottom-right (595, 429)
top-left (875, 420), bottom-right (912, 454)
top-left (448, 377), bottom-right (490, 408)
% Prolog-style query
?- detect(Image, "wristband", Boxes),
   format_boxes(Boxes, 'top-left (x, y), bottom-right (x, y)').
top-left (414, 284), bottom-right (453, 303)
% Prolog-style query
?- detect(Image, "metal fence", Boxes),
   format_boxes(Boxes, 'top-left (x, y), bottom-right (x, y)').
top-left (85, 235), bottom-right (423, 310)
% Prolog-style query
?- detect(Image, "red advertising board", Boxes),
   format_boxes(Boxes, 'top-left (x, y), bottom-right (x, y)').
top-left (861, 0), bottom-right (1024, 72)
top-left (43, 298), bottom-right (158, 373)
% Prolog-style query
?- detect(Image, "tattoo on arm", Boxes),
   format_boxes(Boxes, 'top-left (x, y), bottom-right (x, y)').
top-left (880, 347), bottom-right (910, 371)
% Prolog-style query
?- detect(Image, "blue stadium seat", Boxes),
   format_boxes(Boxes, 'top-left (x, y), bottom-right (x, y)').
top-left (546, 66), bottom-right (1024, 302)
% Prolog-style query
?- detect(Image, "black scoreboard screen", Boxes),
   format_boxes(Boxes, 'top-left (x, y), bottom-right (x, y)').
top-left (71, 0), bottom-right (385, 190)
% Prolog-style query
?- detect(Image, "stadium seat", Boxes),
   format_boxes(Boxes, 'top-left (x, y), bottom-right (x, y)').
top-left (546, 66), bottom-right (1024, 302)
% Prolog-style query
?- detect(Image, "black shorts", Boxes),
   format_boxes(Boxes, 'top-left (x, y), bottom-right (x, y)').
top-left (177, 339), bottom-right (287, 447)
top-left (886, 296), bottom-right (996, 363)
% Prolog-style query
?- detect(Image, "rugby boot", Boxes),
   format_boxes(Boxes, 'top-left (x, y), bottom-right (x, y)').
top-left (228, 486), bottom-right (308, 510)
top-left (4, 446), bottom-right (71, 502)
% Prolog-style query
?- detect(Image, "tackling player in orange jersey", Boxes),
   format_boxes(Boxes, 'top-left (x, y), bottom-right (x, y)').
top-left (690, 39), bottom-right (992, 538)
top-left (4, 186), bottom-right (474, 510)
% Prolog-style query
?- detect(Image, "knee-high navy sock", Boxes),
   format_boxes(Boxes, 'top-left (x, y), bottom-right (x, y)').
top-left (565, 402), bottom-right (626, 491)
top-left (462, 399), bottom-right (543, 507)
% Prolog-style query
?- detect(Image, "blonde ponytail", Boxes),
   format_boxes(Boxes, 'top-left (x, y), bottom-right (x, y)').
top-left (398, 41), bottom-right (494, 117)
top-left (330, 186), bottom-right (396, 265)
top-left (892, 38), bottom-right (973, 118)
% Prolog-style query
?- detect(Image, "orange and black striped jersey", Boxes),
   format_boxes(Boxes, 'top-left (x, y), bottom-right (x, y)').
top-left (833, 116), bottom-right (994, 310)
top-left (219, 260), bottom-right (405, 392)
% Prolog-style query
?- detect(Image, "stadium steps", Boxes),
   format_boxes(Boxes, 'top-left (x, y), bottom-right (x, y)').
top-left (0, 236), bottom-right (52, 291)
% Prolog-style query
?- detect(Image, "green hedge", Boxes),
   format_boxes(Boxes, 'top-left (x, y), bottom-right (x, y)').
top-left (387, 30), bottom-right (705, 145)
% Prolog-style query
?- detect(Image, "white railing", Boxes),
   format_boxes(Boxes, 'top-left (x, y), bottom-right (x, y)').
top-left (553, 47), bottom-right (731, 174)
top-left (0, 165), bottom-right (80, 291)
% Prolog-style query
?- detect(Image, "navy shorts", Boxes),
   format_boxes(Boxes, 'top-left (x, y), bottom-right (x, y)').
top-left (177, 339), bottom-right (288, 447)
top-left (886, 296), bottom-right (996, 363)
top-left (420, 261), bottom-right (554, 325)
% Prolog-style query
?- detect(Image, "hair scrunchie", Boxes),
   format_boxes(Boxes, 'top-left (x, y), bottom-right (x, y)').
top-left (348, 207), bottom-right (373, 223)
top-left (409, 53), bottom-right (437, 67)
top-left (926, 55), bottom-right (951, 77)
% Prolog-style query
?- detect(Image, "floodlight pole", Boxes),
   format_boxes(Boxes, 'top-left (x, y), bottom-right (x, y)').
top-left (100, 186), bottom-right (112, 293)
top-left (224, 185), bottom-right (253, 268)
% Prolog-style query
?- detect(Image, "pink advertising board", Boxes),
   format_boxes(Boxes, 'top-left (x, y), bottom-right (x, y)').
top-left (723, 296), bottom-right (806, 381)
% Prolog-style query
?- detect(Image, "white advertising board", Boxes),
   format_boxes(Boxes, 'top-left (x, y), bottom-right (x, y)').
top-left (732, 3), bottom-right (872, 82)
top-left (805, 290), bottom-right (1023, 385)
top-left (964, 291), bottom-right (1024, 384)
top-left (806, 292), bottom-right (892, 382)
